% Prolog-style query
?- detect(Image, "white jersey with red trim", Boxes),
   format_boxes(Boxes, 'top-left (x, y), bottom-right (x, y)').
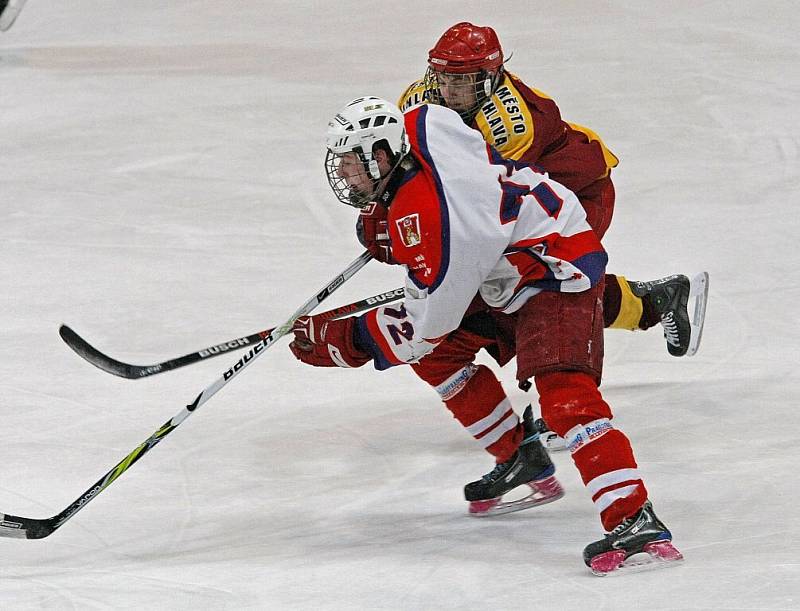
top-left (355, 104), bottom-right (607, 370)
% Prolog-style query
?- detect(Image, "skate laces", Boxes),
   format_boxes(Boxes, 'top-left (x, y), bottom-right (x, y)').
top-left (483, 460), bottom-right (511, 482)
top-left (520, 431), bottom-right (540, 446)
top-left (608, 502), bottom-right (656, 537)
top-left (611, 514), bottom-right (636, 536)
top-left (660, 311), bottom-right (680, 347)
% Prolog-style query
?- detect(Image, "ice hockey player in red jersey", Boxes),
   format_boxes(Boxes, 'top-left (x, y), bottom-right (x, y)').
top-left (290, 96), bottom-right (684, 574)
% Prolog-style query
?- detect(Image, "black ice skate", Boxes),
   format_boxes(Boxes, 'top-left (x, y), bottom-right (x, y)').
top-left (464, 406), bottom-right (564, 517)
top-left (583, 501), bottom-right (683, 576)
top-left (629, 272), bottom-right (709, 357)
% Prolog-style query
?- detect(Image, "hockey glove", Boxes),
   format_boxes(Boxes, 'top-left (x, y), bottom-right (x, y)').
top-left (356, 202), bottom-right (394, 264)
top-left (290, 316), bottom-right (371, 368)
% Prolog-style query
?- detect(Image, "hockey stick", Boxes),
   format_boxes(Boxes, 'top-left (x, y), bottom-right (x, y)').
top-left (59, 287), bottom-right (404, 379)
top-left (0, 251), bottom-right (373, 539)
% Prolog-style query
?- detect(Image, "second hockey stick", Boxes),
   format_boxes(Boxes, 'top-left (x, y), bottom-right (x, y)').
top-left (0, 251), bottom-right (372, 540)
top-left (59, 287), bottom-right (404, 379)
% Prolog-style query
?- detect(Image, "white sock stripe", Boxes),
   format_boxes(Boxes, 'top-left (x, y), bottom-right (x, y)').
top-left (564, 418), bottom-right (613, 453)
top-left (435, 364), bottom-right (478, 400)
top-left (477, 412), bottom-right (519, 449)
top-left (466, 398), bottom-right (513, 436)
top-left (593, 484), bottom-right (641, 514)
top-left (586, 468), bottom-right (642, 495)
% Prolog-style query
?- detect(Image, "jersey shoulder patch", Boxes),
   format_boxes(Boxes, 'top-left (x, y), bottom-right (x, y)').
top-left (394, 212), bottom-right (423, 247)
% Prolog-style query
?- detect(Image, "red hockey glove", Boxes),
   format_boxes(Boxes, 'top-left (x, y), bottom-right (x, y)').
top-left (356, 202), bottom-right (394, 264)
top-left (290, 316), bottom-right (371, 368)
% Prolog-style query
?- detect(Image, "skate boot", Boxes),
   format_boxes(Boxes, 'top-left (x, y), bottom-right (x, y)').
top-left (629, 272), bottom-right (709, 357)
top-left (533, 417), bottom-right (566, 451)
top-left (583, 501), bottom-right (684, 576)
top-left (464, 406), bottom-right (564, 517)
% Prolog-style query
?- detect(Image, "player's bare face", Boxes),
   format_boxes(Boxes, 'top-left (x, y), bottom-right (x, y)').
top-left (337, 152), bottom-right (374, 196)
top-left (437, 72), bottom-right (479, 112)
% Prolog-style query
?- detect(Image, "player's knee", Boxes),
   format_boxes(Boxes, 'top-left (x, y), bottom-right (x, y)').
top-left (411, 331), bottom-right (489, 386)
top-left (535, 370), bottom-right (612, 436)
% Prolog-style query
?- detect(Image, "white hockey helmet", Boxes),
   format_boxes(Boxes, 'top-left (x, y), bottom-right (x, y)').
top-left (325, 96), bottom-right (410, 208)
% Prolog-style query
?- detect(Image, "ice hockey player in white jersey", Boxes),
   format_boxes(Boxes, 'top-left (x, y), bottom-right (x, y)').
top-left (289, 96), bottom-right (684, 575)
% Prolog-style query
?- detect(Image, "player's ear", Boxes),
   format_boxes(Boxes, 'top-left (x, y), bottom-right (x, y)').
top-left (373, 147), bottom-right (390, 164)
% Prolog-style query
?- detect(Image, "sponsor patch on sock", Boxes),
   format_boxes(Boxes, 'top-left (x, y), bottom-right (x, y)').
top-left (564, 418), bottom-right (613, 453)
top-left (435, 364), bottom-right (478, 400)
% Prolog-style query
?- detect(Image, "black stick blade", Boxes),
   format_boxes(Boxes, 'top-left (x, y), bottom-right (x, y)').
top-left (59, 324), bottom-right (142, 379)
top-left (0, 513), bottom-right (55, 539)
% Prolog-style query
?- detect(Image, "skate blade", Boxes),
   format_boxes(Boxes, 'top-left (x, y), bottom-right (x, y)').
top-left (468, 477), bottom-right (565, 517)
top-left (685, 272), bottom-right (709, 357)
top-left (590, 541), bottom-right (684, 577)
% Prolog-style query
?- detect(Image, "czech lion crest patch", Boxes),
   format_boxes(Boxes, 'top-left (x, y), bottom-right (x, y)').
top-left (396, 213), bottom-right (421, 247)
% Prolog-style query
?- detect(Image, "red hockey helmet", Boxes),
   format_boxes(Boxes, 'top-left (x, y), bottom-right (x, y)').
top-left (427, 22), bottom-right (504, 74)
top-left (424, 23), bottom-right (505, 120)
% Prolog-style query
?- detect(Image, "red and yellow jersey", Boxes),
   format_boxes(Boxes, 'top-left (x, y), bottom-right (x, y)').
top-left (355, 104), bottom-right (607, 369)
top-left (398, 73), bottom-right (618, 197)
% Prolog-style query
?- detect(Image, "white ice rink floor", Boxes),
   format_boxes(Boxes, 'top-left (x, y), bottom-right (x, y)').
top-left (1, 1), bottom-right (799, 609)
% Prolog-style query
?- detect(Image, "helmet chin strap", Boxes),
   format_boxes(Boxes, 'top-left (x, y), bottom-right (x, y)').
top-left (372, 154), bottom-right (416, 208)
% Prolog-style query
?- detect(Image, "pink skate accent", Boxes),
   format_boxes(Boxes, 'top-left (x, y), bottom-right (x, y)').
top-left (644, 540), bottom-right (684, 562)
top-left (468, 498), bottom-right (500, 515)
top-left (531, 475), bottom-right (564, 499)
top-left (467, 475), bottom-right (565, 517)
top-left (590, 540), bottom-right (684, 576)
top-left (589, 550), bottom-right (627, 575)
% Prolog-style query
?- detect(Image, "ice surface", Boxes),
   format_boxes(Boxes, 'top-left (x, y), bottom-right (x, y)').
top-left (1, 1), bottom-right (799, 608)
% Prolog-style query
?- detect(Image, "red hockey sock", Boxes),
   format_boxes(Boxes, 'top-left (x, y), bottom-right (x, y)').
top-left (570, 426), bottom-right (648, 530)
top-left (536, 371), bottom-right (648, 530)
top-left (437, 364), bottom-right (522, 463)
